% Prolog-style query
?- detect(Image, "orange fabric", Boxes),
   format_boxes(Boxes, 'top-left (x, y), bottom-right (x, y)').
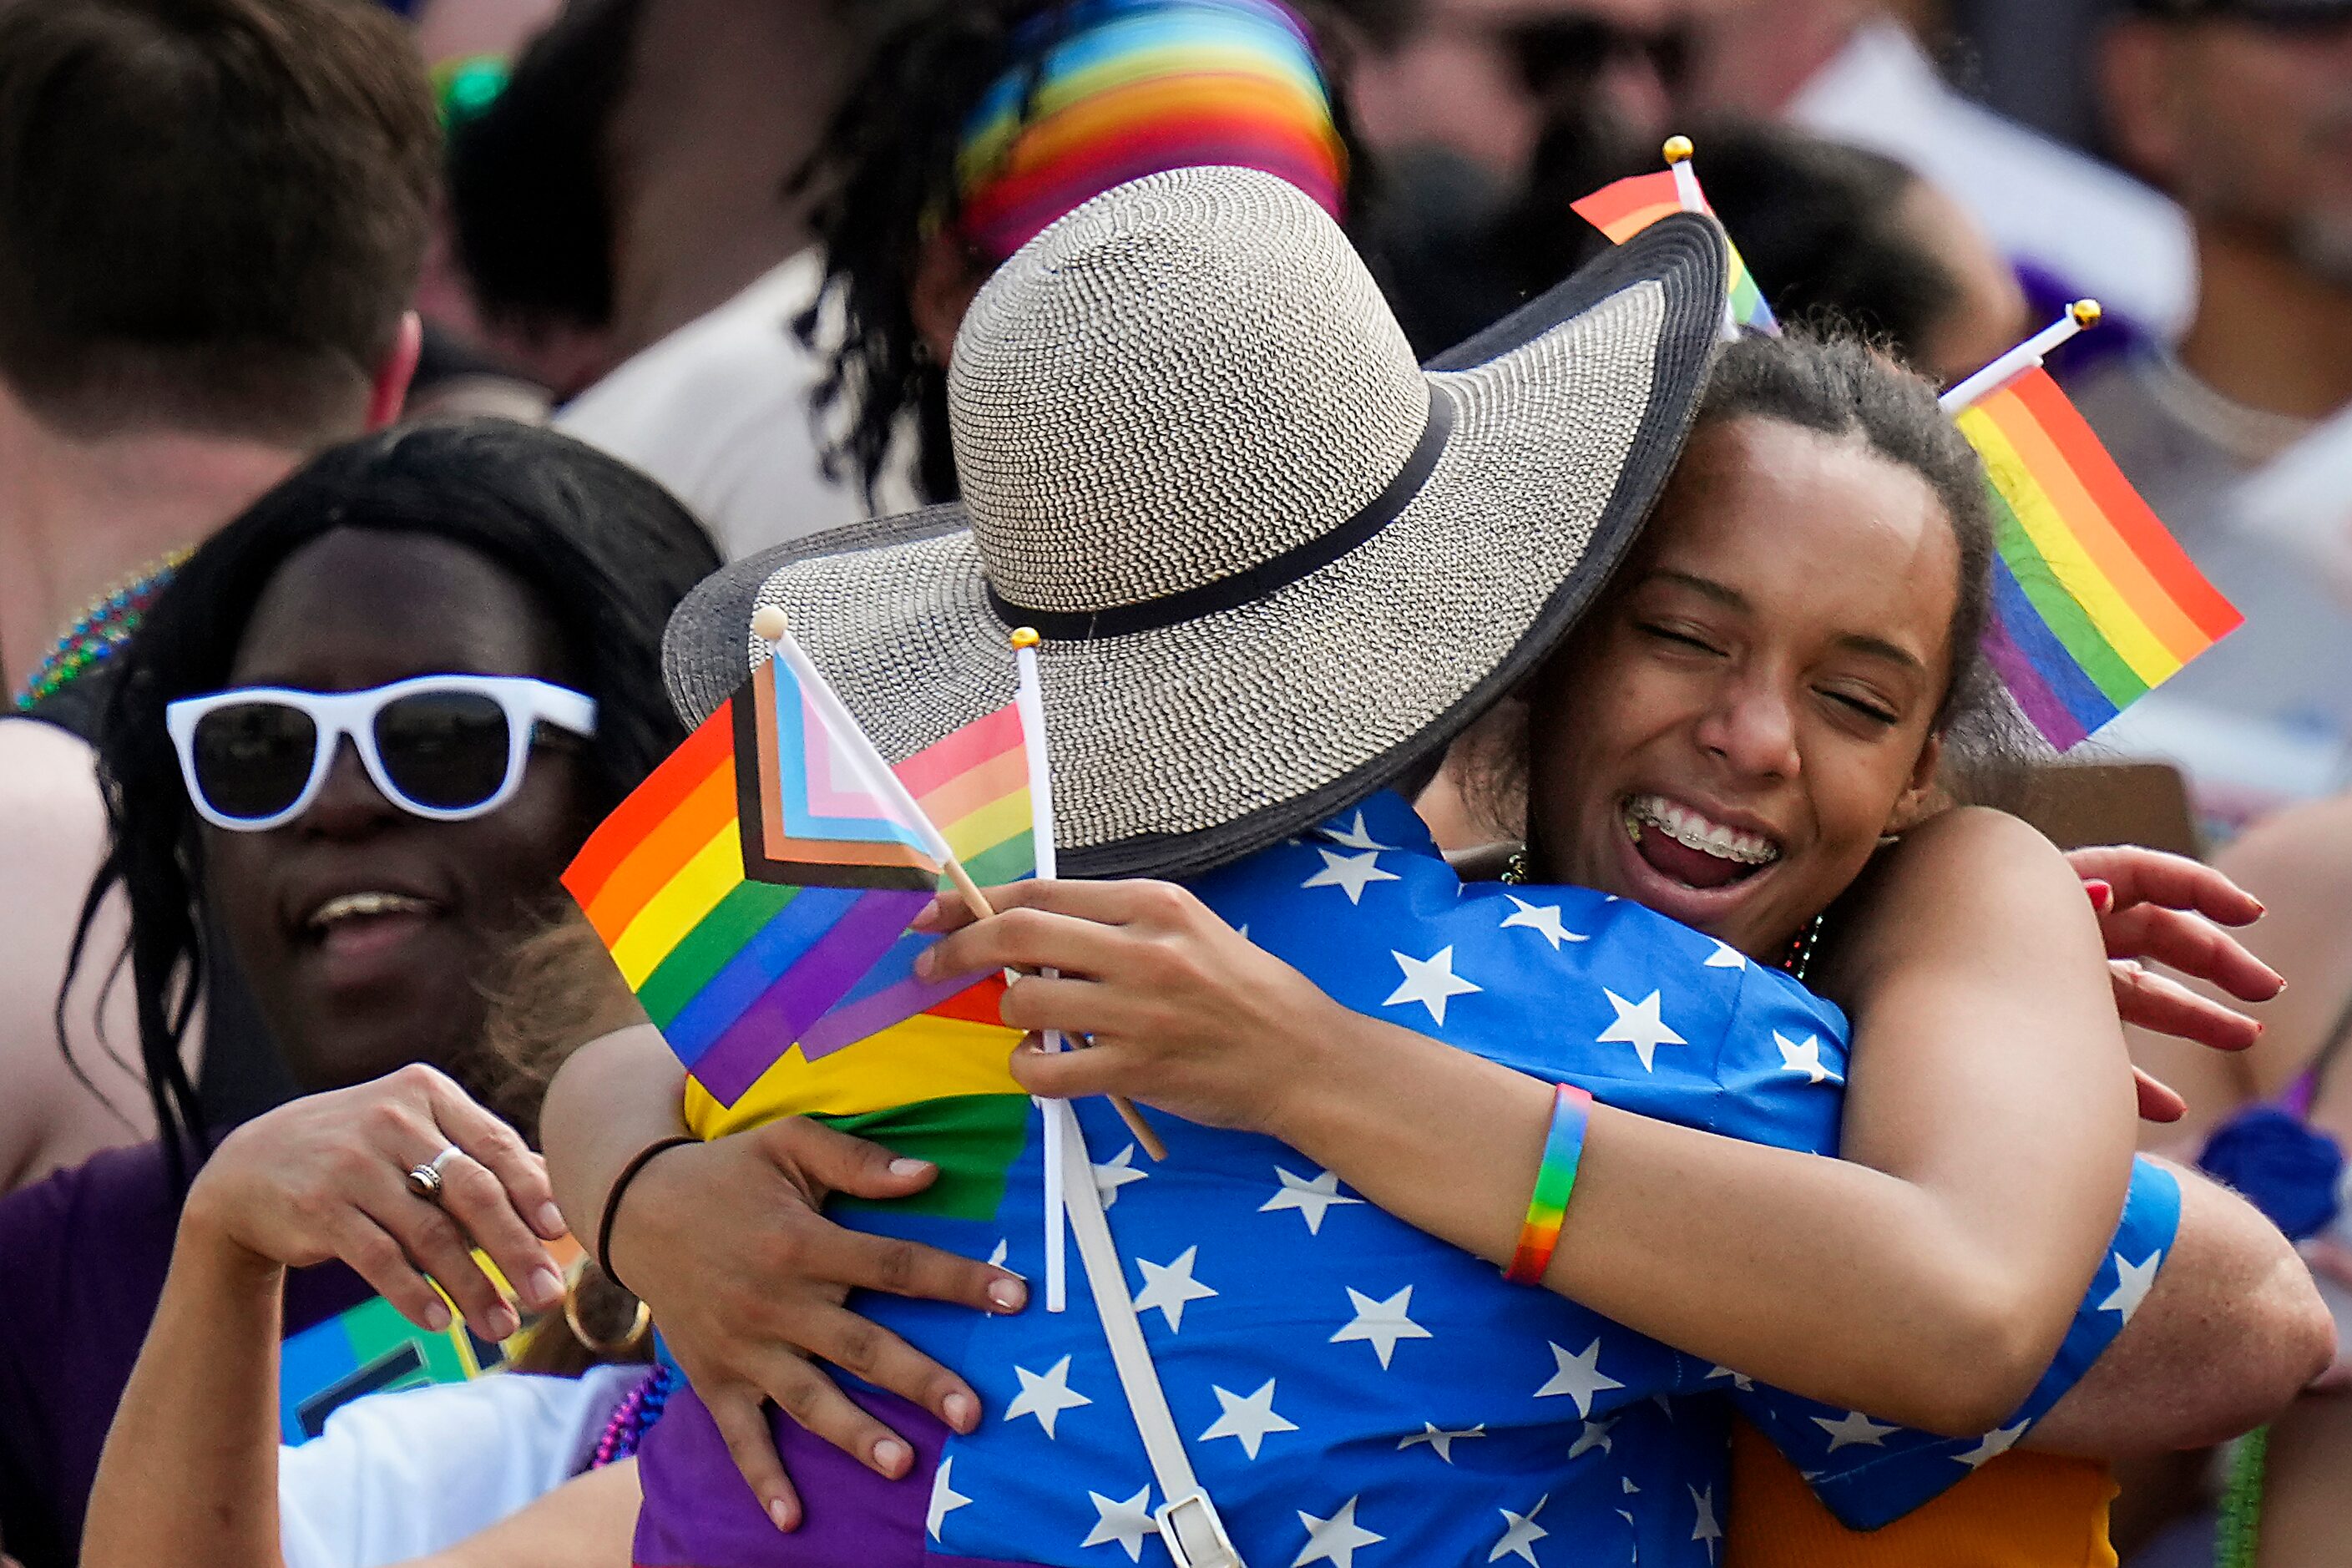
top-left (1725, 1417), bottom-right (2119, 1568)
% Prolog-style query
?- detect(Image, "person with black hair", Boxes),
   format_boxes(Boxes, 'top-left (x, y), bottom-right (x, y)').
top-left (792, 0), bottom-right (1367, 506)
top-left (0, 421), bottom-right (718, 1568)
top-left (0, 0), bottom-right (440, 1206)
top-left (446, 0), bottom-right (645, 402)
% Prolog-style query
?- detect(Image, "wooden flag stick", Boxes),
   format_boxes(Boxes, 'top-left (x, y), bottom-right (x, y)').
top-left (940, 858), bottom-right (1169, 1161)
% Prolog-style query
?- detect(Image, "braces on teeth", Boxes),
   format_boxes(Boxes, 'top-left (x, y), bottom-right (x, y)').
top-left (1624, 797), bottom-right (1778, 866)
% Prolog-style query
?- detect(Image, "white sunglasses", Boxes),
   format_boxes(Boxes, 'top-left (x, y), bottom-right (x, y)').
top-left (166, 675), bottom-right (597, 833)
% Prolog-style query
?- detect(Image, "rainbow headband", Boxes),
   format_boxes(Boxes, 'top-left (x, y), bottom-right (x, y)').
top-left (953, 0), bottom-right (1347, 264)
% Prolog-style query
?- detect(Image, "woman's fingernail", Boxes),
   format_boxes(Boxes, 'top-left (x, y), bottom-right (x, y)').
top-left (2084, 879), bottom-right (2112, 911)
top-left (536, 1203), bottom-right (567, 1237)
top-left (768, 1498), bottom-right (798, 1532)
top-left (873, 1438), bottom-right (912, 1476)
top-left (527, 1267), bottom-right (565, 1310)
top-left (988, 1276), bottom-right (1028, 1313)
top-left (888, 1157), bottom-right (932, 1178)
top-left (424, 1300), bottom-right (452, 1333)
top-left (944, 1391), bottom-right (979, 1433)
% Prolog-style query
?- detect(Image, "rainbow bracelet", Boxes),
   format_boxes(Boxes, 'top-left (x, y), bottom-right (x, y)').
top-left (1505, 1084), bottom-right (1594, 1284)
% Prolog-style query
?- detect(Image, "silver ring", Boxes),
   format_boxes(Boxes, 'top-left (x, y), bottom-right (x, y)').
top-left (405, 1145), bottom-right (463, 1206)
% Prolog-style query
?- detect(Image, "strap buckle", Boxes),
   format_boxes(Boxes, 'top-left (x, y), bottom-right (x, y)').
top-left (1156, 1490), bottom-right (1246, 1568)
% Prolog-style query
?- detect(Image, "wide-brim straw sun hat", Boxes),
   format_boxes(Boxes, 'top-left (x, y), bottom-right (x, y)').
top-left (665, 165), bottom-right (1727, 879)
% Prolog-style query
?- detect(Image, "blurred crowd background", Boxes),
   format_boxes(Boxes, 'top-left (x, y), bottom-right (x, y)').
top-left (8, 1), bottom-right (2352, 1565)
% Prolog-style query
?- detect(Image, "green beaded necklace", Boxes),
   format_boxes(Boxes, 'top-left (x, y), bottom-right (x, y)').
top-left (12, 549), bottom-right (190, 713)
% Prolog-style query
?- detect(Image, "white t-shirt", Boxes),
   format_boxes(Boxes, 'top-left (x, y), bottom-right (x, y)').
top-left (1789, 19), bottom-right (2197, 343)
top-left (278, 1364), bottom-right (643, 1568)
top-left (556, 251), bottom-right (918, 563)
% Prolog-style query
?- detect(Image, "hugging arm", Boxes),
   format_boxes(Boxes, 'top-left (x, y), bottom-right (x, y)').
top-left (81, 1068), bottom-right (567, 1568)
top-left (2024, 1156), bottom-right (2330, 1457)
top-left (943, 807), bottom-right (2132, 1436)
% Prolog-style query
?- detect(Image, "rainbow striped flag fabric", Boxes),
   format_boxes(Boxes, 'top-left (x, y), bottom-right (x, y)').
top-left (1571, 167), bottom-right (1778, 334)
top-left (953, 0), bottom-right (1346, 264)
top-left (1954, 367), bottom-right (2242, 749)
top-left (564, 657), bottom-right (1034, 1109)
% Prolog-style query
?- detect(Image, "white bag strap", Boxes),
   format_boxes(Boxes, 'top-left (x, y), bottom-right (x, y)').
top-left (1046, 1098), bottom-right (1247, 1568)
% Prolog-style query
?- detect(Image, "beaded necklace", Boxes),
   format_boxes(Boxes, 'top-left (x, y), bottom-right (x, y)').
top-left (13, 549), bottom-right (191, 712)
top-left (591, 1363), bottom-right (676, 1468)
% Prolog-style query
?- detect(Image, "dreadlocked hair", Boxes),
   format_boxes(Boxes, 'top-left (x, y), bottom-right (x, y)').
top-left (793, 0), bottom-right (1376, 507)
top-left (59, 419), bottom-right (718, 1186)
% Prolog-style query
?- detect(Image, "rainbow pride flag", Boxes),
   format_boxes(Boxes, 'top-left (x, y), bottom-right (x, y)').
top-left (1955, 367), bottom-right (2241, 749)
top-left (1572, 167), bottom-right (1778, 334)
top-left (564, 657), bottom-right (1034, 1109)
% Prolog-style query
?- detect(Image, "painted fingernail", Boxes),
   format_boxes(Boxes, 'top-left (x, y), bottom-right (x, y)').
top-left (2084, 879), bottom-right (2112, 911)
top-left (988, 1276), bottom-right (1028, 1313)
top-left (873, 1438), bottom-right (912, 1476)
top-left (528, 1267), bottom-right (565, 1310)
top-left (536, 1202), bottom-right (567, 1237)
top-left (888, 1157), bottom-right (933, 1178)
top-left (944, 1391), bottom-right (979, 1433)
top-left (768, 1498), bottom-right (798, 1532)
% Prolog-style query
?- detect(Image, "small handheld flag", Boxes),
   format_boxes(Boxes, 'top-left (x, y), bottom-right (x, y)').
top-left (1572, 135), bottom-right (1778, 336)
top-left (562, 610), bottom-right (1035, 1109)
top-left (1942, 304), bottom-right (2242, 749)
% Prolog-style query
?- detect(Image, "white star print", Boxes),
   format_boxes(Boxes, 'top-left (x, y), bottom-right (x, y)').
top-left (1490, 1495), bottom-right (1549, 1565)
top-left (987, 1238), bottom-right (1008, 1268)
top-left (1535, 1337), bottom-right (1626, 1417)
top-left (1318, 810), bottom-right (1396, 851)
top-left (1302, 847), bottom-right (1400, 904)
top-left (1093, 1144), bottom-right (1148, 1208)
top-left (1621, 1476), bottom-right (1640, 1495)
top-left (1567, 1418), bottom-right (1616, 1459)
top-left (1399, 1422), bottom-right (1485, 1462)
top-left (1955, 1421), bottom-right (2031, 1468)
top-left (1082, 1485), bottom-right (1156, 1562)
top-left (1813, 1409), bottom-right (1900, 1451)
top-left (1773, 1031), bottom-right (1838, 1085)
top-left (1004, 1354), bottom-right (1091, 1439)
top-left (1330, 1284), bottom-right (1431, 1368)
top-left (1704, 940), bottom-right (1746, 969)
top-left (1703, 1365), bottom-right (1754, 1393)
top-left (1260, 1166), bottom-right (1365, 1235)
top-left (1597, 989), bottom-right (1686, 1071)
top-left (1199, 1378), bottom-right (1298, 1459)
top-left (1133, 1246), bottom-right (1217, 1333)
top-left (1691, 1484), bottom-right (1722, 1557)
top-left (2100, 1251), bottom-right (2162, 1323)
top-left (927, 1454), bottom-right (972, 1541)
top-left (1500, 895), bottom-right (1586, 951)
top-left (1384, 945), bottom-right (1483, 1026)
top-left (1293, 1495), bottom-right (1384, 1568)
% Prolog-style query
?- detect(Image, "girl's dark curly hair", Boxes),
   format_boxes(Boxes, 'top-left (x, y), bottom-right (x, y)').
top-left (60, 419), bottom-right (720, 1183)
top-left (792, 0), bottom-right (1376, 507)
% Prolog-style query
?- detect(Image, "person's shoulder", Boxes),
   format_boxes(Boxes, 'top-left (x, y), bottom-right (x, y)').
top-left (0, 717), bottom-right (106, 850)
top-left (0, 1141), bottom-right (176, 1246)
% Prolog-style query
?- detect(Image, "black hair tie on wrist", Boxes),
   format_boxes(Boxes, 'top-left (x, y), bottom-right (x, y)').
top-left (595, 1136), bottom-right (699, 1298)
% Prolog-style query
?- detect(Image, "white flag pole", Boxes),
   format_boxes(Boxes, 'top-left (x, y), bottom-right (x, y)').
top-left (1662, 135), bottom-right (1740, 344)
top-left (1940, 301), bottom-right (2102, 415)
top-left (1012, 628), bottom-right (1072, 1313)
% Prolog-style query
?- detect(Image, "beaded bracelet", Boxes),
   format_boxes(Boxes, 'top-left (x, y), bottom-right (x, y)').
top-left (1504, 1084), bottom-right (1594, 1285)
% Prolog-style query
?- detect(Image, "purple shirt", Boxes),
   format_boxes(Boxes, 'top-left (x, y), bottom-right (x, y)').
top-left (0, 1142), bottom-right (368, 1567)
